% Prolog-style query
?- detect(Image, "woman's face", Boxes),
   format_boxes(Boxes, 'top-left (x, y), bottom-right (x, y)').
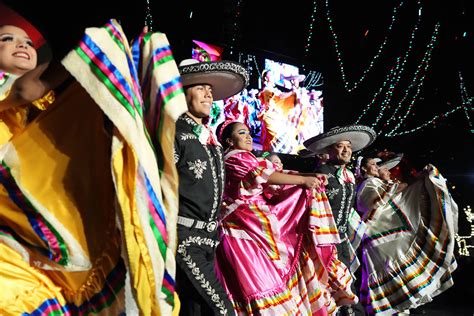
top-left (227, 123), bottom-right (253, 151)
top-left (269, 154), bottom-right (283, 170)
top-left (263, 71), bottom-right (274, 86)
top-left (363, 158), bottom-right (379, 177)
top-left (0, 25), bottom-right (37, 75)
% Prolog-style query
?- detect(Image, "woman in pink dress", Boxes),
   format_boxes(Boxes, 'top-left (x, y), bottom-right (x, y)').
top-left (215, 121), bottom-right (358, 315)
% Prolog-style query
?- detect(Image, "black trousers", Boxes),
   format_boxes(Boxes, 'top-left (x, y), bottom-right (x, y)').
top-left (176, 265), bottom-right (216, 315)
top-left (176, 228), bottom-right (233, 316)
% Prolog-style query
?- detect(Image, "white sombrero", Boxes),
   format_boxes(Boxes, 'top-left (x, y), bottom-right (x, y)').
top-left (303, 125), bottom-right (377, 154)
top-left (178, 59), bottom-right (249, 101)
top-left (378, 154), bottom-right (403, 170)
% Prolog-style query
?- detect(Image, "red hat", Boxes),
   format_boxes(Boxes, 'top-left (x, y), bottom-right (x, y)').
top-left (0, 2), bottom-right (46, 48)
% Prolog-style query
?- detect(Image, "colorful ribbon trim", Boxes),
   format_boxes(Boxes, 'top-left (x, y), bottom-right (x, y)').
top-left (0, 161), bottom-right (69, 265)
top-left (26, 259), bottom-right (126, 315)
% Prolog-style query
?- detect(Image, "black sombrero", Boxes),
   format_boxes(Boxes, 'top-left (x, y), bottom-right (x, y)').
top-left (297, 148), bottom-right (316, 158)
top-left (303, 125), bottom-right (377, 154)
top-left (178, 59), bottom-right (249, 101)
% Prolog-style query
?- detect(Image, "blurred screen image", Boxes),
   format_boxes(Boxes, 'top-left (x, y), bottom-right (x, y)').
top-left (191, 41), bottom-right (324, 154)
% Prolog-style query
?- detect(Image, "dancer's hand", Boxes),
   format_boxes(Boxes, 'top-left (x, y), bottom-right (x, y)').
top-left (302, 176), bottom-right (322, 189)
top-left (315, 173), bottom-right (328, 186)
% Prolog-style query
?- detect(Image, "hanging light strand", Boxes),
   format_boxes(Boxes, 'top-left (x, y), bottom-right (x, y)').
top-left (370, 57), bottom-right (405, 130)
top-left (324, 0), bottom-right (405, 92)
top-left (386, 22), bottom-right (441, 135)
top-left (355, 4), bottom-right (422, 125)
top-left (144, 0), bottom-right (154, 32)
top-left (386, 105), bottom-right (462, 137)
top-left (459, 71), bottom-right (473, 128)
top-left (305, 70), bottom-right (324, 89)
top-left (303, 0), bottom-right (318, 72)
top-left (383, 22), bottom-right (438, 133)
top-left (252, 55), bottom-right (261, 78)
top-left (228, 0), bottom-right (243, 57)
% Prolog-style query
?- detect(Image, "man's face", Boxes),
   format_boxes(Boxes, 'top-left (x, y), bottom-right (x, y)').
top-left (0, 25), bottom-right (37, 76)
top-left (327, 140), bottom-right (352, 165)
top-left (185, 84), bottom-right (213, 119)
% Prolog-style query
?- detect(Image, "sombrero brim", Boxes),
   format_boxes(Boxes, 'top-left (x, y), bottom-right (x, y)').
top-left (179, 60), bottom-right (249, 101)
top-left (297, 148), bottom-right (316, 158)
top-left (303, 125), bottom-right (377, 154)
top-left (379, 155), bottom-right (403, 170)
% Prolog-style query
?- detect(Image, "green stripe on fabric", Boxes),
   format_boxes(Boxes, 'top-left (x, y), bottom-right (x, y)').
top-left (104, 26), bottom-right (144, 118)
top-left (75, 46), bottom-right (136, 119)
top-left (1, 161), bottom-right (69, 266)
top-left (148, 213), bottom-right (168, 259)
top-left (153, 55), bottom-right (174, 68)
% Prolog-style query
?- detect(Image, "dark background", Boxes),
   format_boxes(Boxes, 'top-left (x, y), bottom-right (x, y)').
top-left (4, 0), bottom-right (474, 313)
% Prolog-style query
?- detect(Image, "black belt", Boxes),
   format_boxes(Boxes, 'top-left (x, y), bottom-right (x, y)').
top-left (177, 216), bottom-right (217, 232)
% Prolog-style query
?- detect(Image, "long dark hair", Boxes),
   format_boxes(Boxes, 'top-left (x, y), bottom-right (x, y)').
top-left (355, 156), bottom-right (376, 182)
top-left (216, 121), bottom-right (240, 151)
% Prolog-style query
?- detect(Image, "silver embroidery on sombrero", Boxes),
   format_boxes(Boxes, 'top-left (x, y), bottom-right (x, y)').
top-left (179, 61), bottom-right (250, 87)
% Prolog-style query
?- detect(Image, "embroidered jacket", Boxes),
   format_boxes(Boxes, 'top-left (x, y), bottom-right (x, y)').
top-left (316, 163), bottom-right (356, 236)
top-left (174, 113), bottom-right (225, 223)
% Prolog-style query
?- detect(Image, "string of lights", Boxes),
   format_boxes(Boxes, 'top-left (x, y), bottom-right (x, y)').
top-left (456, 205), bottom-right (474, 257)
top-left (238, 53), bottom-right (260, 81)
top-left (379, 11), bottom-right (424, 129)
top-left (370, 58), bottom-right (403, 129)
top-left (304, 70), bottom-right (324, 89)
top-left (385, 23), bottom-right (440, 135)
top-left (355, 2), bottom-right (422, 125)
top-left (459, 71), bottom-right (473, 129)
top-left (228, 0), bottom-right (243, 57)
top-left (324, 0), bottom-right (405, 93)
top-left (144, 0), bottom-right (154, 32)
top-left (251, 55), bottom-right (261, 78)
top-left (386, 105), bottom-right (462, 137)
top-left (302, 0), bottom-right (318, 72)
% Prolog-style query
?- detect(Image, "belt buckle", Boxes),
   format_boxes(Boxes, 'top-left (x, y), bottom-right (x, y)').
top-left (206, 221), bottom-right (217, 232)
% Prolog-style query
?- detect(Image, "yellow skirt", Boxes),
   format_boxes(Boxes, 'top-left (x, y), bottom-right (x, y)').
top-left (0, 82), bottom-right (124, 314)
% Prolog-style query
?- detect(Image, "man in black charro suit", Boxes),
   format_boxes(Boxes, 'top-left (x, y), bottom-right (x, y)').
top-left (304, 125), bottom-right (377, 316)
top-left (174, 59), bottom-right (248, 316)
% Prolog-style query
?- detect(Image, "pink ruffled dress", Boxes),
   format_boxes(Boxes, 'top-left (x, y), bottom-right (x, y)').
top-left (215, 150), bottom-right (357, 315)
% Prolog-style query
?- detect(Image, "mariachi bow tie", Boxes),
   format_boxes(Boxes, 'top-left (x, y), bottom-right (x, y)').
top-left (336, 166), bottom-right (355, 184)
top-left (192, 124), bottom-right (219, 146)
